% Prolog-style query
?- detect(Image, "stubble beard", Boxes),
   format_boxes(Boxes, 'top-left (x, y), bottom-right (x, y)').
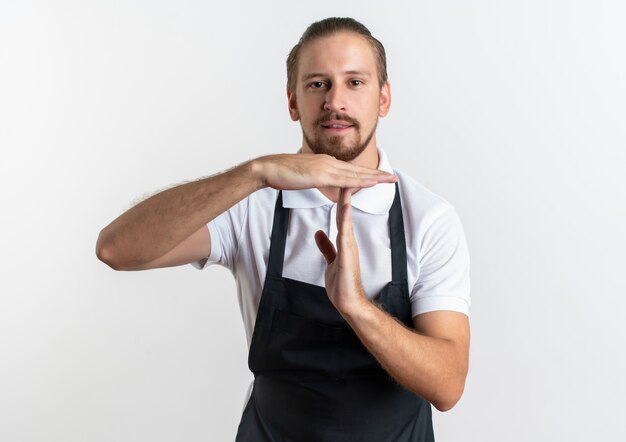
top-left (303, 118), bottom-right (378, 162)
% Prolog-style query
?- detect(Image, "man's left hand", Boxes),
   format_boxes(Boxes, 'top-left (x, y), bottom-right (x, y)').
top-left (314, 188), bottom-right (368, 315)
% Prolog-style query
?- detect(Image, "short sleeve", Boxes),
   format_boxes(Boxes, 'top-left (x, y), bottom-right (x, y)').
top-left (190, 197), bottom-right (249, 272)
top-left (411, 205), bottom-right (471, 317)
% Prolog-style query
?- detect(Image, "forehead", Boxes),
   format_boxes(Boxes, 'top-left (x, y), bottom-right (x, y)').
top-left (297, 32), bottom-right (377, 80)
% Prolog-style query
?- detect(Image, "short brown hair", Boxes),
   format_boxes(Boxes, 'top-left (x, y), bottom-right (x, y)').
top-left (286, 17), bottom-right (388, 94)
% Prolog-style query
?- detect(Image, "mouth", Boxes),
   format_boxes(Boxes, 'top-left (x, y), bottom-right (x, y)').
top-left (320, 120), bottom-right (355, 133)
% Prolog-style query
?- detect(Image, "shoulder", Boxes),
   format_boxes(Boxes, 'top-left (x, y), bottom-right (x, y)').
top-left (249, 185), bottom-right (279, 203)
top-left (211, 186), bottom-right (279, 232)
top-left (229, 186), bottom-right (280, 233)
top-left (394, 168), bottom-right (459, 229)
top-left (247, 186), bottom-right (280, 214)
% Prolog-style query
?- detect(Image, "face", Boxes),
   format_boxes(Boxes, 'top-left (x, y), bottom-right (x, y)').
top-left (288, 32), bottom-right (391, 162)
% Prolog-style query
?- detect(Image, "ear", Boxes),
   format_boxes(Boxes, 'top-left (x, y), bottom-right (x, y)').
top-left (378, 80), bottom-right (391, 117)
top-left (287, 87), bottom-right (300, 121)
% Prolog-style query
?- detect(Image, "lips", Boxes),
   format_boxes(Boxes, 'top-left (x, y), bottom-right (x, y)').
top-left (323, 124), bottom-right (352, 129)
top-left (320, 120), bottom-right (355, 132)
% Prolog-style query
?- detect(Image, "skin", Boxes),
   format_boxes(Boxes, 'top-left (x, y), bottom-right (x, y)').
top-left (96, 31), bottom-right (469, 412)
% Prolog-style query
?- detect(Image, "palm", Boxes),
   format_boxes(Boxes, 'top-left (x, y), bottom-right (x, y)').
top-left (314, 188), bottom-right (366, 315)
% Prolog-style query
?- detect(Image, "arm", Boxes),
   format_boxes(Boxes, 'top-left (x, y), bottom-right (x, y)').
top-left (315, 188), bottom-right (469, 411)
top-left (96, 154), bottom-right (397, 270)
top-left (96, 161), bottom-right (260, 270)
top-left (344, 302), bottom-right (469, 411)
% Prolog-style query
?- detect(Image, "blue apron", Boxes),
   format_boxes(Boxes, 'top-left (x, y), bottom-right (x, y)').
top-left (235, 183), bottom-right (434, 441)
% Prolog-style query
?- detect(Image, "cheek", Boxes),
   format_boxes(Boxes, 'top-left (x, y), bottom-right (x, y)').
top-left (356, 94), bottom-right (380, 115)
top-left (301, 102), bottom-right (321, 119)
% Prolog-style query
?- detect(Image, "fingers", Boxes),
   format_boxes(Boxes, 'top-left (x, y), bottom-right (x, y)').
top-left (336, 188), bottom-right (355, 253)
top-left (259, 152), bottom-right (397, 191)
top-left (326, 173), bottom-right (393, 190)
top-left (331, 162), bottom-right (397, 188)
top-left (316, 189), bottom-right (353, 267)
top-left (314, 154), bottom-right (397, 189)
top-left (315, 230), bottom-right (337, 264)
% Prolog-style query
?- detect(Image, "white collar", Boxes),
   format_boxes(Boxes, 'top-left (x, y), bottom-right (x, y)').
top-left (282, 147), bottom-right (396, 215)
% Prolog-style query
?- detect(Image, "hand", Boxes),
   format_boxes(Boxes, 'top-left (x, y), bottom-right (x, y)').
top-left (314, 187), bottom-right (368, 316)
top-left (251, 153), bottom-right (397, 191)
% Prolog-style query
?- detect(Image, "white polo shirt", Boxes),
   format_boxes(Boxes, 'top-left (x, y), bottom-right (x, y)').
top-left (192, 148), bottom-right (471, 349)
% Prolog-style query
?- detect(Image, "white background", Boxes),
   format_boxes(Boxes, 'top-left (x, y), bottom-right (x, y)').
top-left (1, 1), bottom-right (625, 441)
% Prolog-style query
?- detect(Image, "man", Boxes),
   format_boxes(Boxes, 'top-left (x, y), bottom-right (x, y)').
top-left (97, 17), bottom-right (470, 441)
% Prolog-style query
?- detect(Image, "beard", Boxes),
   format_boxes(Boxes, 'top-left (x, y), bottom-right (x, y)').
top-left (302, 113), bottom-right (378, 162)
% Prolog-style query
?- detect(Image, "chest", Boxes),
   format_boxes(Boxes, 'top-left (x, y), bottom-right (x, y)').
top-left (280, 206), bottom-right (393, 299)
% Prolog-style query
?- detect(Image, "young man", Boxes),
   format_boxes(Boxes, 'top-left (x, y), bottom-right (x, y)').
top-left (97, 17), bottom-right (470, 441)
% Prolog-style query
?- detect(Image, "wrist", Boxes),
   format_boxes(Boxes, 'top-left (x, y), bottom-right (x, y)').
top-left (339, 289), bottom-right (372, 321)
top-left (247, 157), bottom-right (269, 190)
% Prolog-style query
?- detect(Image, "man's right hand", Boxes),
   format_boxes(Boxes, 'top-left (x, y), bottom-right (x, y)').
top-left (251, 153), bottom-right (397, 191)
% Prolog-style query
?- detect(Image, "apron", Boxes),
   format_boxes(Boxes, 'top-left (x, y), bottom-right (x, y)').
top-left (235, 183), bottom-right (434, 442)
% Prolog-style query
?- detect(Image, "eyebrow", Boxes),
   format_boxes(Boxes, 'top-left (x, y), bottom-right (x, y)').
top-left (301, 70), bottom-right (372, 82)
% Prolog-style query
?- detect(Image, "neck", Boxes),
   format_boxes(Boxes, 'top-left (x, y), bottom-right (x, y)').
top-left (349, 143), bottom-right (380, 169)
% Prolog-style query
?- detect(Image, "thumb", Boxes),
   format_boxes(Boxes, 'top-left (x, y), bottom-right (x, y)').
top-left (314, 230), bottom-right (336, 264)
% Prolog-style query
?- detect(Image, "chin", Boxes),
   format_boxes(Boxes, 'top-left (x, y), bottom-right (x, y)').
top-left (303, 129), bottom-right (369, 162)
top-left (316, 140), bottom-right (364, 161)
top-left (316, 145), bottom-right (365, 162)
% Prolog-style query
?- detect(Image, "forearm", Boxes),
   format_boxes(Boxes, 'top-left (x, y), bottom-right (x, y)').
top-left (96, 160), bottom-right (261, 269)
top-left (343, 299), bottom-right (468, 411)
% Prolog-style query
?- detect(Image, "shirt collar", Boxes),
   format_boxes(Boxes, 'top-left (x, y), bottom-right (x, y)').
top-left (282, 147), bottom-right (396, 215)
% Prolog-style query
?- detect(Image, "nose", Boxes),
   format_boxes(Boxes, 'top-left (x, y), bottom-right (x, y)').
top-left (323, 84), bottom-right (347, 113)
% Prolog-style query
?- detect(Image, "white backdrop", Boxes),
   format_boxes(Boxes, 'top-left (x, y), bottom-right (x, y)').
top-left (1, 1), bottom-right (625, 441)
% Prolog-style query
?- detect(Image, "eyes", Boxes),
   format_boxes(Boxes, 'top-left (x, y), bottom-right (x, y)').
top-left (307, 79), bottom-right (364, 90)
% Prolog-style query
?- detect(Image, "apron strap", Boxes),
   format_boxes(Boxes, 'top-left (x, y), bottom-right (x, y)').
top-left (389, 182), bottom-right (408, 282)
top-left (267, 183), bottom-right (408, 282)
top-left (266, 190), bottom-right (288, 279)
